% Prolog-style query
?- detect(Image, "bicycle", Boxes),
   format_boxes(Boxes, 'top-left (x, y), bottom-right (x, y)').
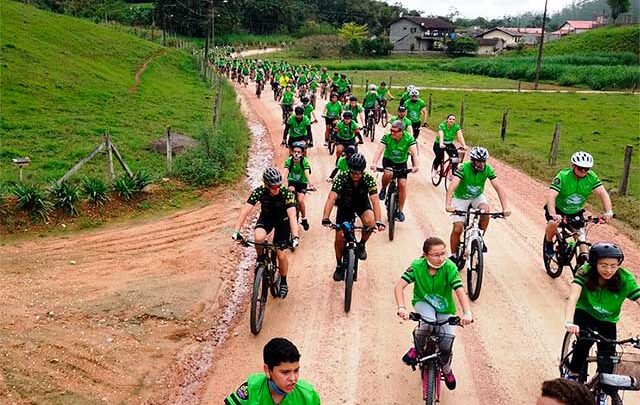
top-left (255, 80), bottom-right (263, 99)
top-left (281, 104), bottom-right (293, 125)
top-left (364, 111), bottom-right (376, 142)
top-left (377, 99), bottom-right (388, 127)
top-left (431, 146), bottom-right (465, 190)
top-left (376, 167), bottom-right (412, 241)
top-left (450, 208), bottom-right (505, 301)
top-left (329, 221), bottom-right (374, 313)
top-left (560, 328), bottom-right (640, 405)
top-left (543, 215), bottom-right (606, 279)
top-left (237, 238), bottom-right (291, 335)
top-left (320, 82), bottom-right (328, 100)
top-left (322, 115), bottom-right (339, 155)
top-left (408, 312), bottom-right (463, 405)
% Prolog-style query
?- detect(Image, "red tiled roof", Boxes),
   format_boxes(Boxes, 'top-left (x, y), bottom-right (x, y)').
top-left (564, 20), bottom-right (595, 29)
top-left (502, 27), bottom-right (543, 35)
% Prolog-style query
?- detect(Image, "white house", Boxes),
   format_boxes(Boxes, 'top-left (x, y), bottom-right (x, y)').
top-left (476, 37), bottom-right (505, 55)
top-left (478, 27), bottom-right (543, 47)
top-left (388, 16), bottom-right (455, 52)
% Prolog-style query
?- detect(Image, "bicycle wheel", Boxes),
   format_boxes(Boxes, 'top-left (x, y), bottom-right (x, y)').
top-left (543, 236), bottom-right (567, 279)
top-left (422, 363), bottom-right (438, 405)
top-left (328, 138), bottom-right (335, 155)
top-left (250, 264), bottom-right (269, 335)
top-left (443, 163), bottom-right (451, 191)
top-left (388, 189), bottom-right (397, 241)
top-left (269, 259), bottom-right (282, 298)
top-left (431, 161), bottom-right (442, 186)
top-left (381, 111), bottom-right (388, 127)
top-left (467, 239), bottom-right (484, 301)
top-left (344, 248), bottom-right (356, 313)
top-left (368, 119), bottom-right (375, 142)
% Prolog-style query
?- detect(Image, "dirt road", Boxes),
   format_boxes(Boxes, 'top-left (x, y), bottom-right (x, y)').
top-left (202, 81), bottom-right (640, 403)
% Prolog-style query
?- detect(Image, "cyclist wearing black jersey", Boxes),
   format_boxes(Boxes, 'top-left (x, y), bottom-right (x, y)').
top-left (232, 168), bottom-right (300, 298)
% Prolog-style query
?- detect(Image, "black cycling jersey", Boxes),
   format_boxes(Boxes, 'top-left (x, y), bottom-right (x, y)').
top-left (247, 185), bottom-right (296, 219)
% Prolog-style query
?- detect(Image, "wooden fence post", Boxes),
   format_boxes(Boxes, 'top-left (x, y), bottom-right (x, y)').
top-left (500, 109), bottom-right (509, 143)
top-left (365, 79), bottom-right (369, 94)
top-left (619, 145), bottom-right (633, 196)
top-left (389, 75), bottom-right (392, 90)
top-left (459, 98), bottom-right (465, 128)
top-left (549, 123), bottom-right (561, 165)
top-left (428, 93), bottom-right (432, 116)
top-left (166, 126), bottom-right (173, 175)
top-left (214, 79), bottom-right (222, 129)
top-left (105, 131), bottom-right (115, 182)
top-left (518, 80), bottom-right (522, 93)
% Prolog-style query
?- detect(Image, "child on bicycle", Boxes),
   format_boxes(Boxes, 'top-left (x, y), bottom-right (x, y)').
top-left (563, 243), bottom-right (640, 402)
top-left (284, 142), bottom-right (316, 231)
top-left (394, 237), bottom-right (473, 391)
top-left (327, 145), bottom-right (356, 183)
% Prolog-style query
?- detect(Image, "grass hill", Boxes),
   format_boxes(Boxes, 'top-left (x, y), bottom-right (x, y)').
top-left (0, 0), bottom-right (214, 184)
top-left (541, 25), bottom-right (640, 56)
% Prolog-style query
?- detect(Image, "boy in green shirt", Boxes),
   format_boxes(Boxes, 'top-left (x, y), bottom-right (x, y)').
top-left (281, 85), bottom-right (295, 124)
top-left (284, 142), bottom-right (315, 231)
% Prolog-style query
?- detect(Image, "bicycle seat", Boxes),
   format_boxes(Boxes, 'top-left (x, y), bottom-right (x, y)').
top-left (599, 373), bottom-right (640, 390)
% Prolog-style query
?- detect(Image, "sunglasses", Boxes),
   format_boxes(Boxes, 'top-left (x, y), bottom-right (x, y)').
top-left (349, 171), bottom-right (363, 175)
top-left (390, 129), bottom-right (402, 133)
top-left (575, 166), bottom-right (590, 172)
top-left (268, 184), bottom-right (281, 190)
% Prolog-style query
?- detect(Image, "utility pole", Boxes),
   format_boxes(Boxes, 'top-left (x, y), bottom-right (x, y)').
top-left (204, 0), bottom-right (212, 60)
top-left (533, 0), bottom-right (548, 90)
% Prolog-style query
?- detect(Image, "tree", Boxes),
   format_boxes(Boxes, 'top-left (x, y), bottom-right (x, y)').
top-left (445, 37), bottom-right (479, 55)
top-left (607, 0), bottom-right (631, 22)
top-left (338, 22), bottom-right (369, 42)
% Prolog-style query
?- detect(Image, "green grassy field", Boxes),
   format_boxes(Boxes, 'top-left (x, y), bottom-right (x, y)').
top-left (0, 1), bottom-right (215, 184)
top-left (532, 25), bottom-right (640, 56)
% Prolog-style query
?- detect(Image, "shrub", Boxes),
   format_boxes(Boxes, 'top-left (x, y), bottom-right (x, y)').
top-left (174, 148), bottom-right (223, 187)
top-left (294, 35), bottom-right (345, 59)
top-left (113, 174), bottom-right (137, 201)
top-left (445, 37), bottom-right (479, 55)
top-left (131, 170), bottom-right (152, 191)
top-left (48, 181), bottom-right (80, 216)
top-left (0, 183), bottom-right (9, 218)
top-left (293, 21), bottom-right (337, 38)
top-left (81, 176), bottom-right (110, 205)
top-left (361, 37), bottom-right (394, 56)
top-left (11, 182), bottom-right (53, 222)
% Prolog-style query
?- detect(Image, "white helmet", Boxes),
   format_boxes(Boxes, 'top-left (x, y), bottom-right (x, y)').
top-left (407, 85), bottom-right (417, 92)
top-left (571, 151), bottom-right (594, 168)
top-left (409, 89), bottom-right (419, 97)
top-left (369, 84), bottom-right (377, 91)
top-left (470, 146), bottom-right (489, 161)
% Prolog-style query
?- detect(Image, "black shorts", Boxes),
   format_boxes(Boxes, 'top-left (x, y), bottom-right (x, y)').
top-left (382, 158), bottom-right (409, 179)
top-left (544, 205), bottom-right (585, 226)
top-left (336, 138), bottom-right (356, 148)
top-left (336, 203), bottom-right (371, 225)
top-left (411, 122), bottom-right (421, 137)
top-left (288, 181), bottom-right (307, 194)
top-left (325, 117), bottom-right (338, 127)
top-left (255, 213), bottom-right (291, 244)
top-left (287, 136), bottom-right (309, 148)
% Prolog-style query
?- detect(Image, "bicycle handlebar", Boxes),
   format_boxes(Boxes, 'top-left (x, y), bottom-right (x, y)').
top-left (375, 167), bottom-right (413, 174)
top-left (328, 222), bottom-right (376, 232)
top-left (450, 209), bottom-right (505, 219)
top-left (409, 312), bottom-right (462, 326)
top-left (238, 238), bottom-right (291, 250)
top-left (579, 328), bottom-right (640, 347)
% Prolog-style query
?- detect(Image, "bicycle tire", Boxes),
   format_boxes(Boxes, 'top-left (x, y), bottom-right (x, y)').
top-left (543, 236), bottom-right (566, 279)
top-left (368, 118), bottom-right (375, 142)
top-left (328, 139), bottom-right (335, 155)
top-left (344, 248), bottom-right (356, 313)
top-left (250, 264), bottom-right (268, 335)
top-left (381, 111), bottom-right (388, 127)
top-left (467, 239), bottom-right (484, 301)
top-left (431, 161), bottom-right (442, 186)
top-left (269, 259), bottom-right (282, 298)
top-left (388, 189), bottom-right (397, 241)
top-left (423, 363), bottom-right (438, 405)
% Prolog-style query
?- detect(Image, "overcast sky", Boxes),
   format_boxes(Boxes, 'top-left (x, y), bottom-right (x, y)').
top-left (393, 0), bottom-right (576, 19)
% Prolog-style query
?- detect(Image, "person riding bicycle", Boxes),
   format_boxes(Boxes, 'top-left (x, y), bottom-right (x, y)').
top-left (321, 153), bottom-right (385, 281)
top-left (543, 152), bottom-right (613, 260)
top-left (224, 337), bottom-right (320, 405)
top-left (282, 106), bottom-right (312, 149)
top-left (394, 236), bottom-right (473, 391)
top-left (232, 168), bottom-right (300, 298)
top-left (322, 92), bottom-right (343, 146)
top-left (329, 72), bottom-right (339, 93)
top-left (370, 120), bottom-right (419, 222)
top-left (335, 73), bottom-right (351, 99)
top-left (284, 142), bottom-right (316, 232)
top-left (334, 111), bottom-right (363, 162)
top-left (405, 89), bottom-right (428, 139)
top-left (377, 81), bottom-right (394, 102)
top-left (399, 85), bottom-right (416, 107)
top-left (327, 145), bottom-right (357, 182)
top-left (389, 105), bottom-right (412, 130)
top-left (445, 147), bottom-right (510, 261)
top-left (537, 378), bottom-right (595, 405)
top-left (281, 85), bottom-right (295, 123)
top-left (363, 85), bottom-right (380, 127)
top-left (346, 95), bottom-right (365, 125)
top-left (433, 113), bottom-right (468, 179)
top-left (563, 242), bottom-right (639, 405)
top-left (300, 96), bottom-right (317, 124)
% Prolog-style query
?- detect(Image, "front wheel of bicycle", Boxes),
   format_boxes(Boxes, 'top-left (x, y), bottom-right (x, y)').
top-left (467, 239), bottom-right (484, 301)
top-left (344, 248), bottom-right (356, 313)
top-left (368, 120), bottom-right (375, 142)
top-left (423, 363), bottom-right (438, 405)
top-left (388, 190), bottom-right (397, 241)
top-left (431, 161), bottom-right (442, 186)
top-left (250, 264), bottom-right (269, 335)
top-left (328, 138), bottom-right (335, 155)
top-left (543, 236), bottom-right (566, 279)
top-left (381, 111), bottom-right (388, 127)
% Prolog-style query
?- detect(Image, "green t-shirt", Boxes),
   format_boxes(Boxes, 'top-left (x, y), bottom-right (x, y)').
top-left (405, 99), bottom-right (425, 123)
top-left (287, 115), bottom-right (311, 139)
top-left (320, 72), bottom-right (329, 83)
top-left (336, 78), bottom-right (350, 93)
top-left (453, 161), bottom-right (496, 200)
top-left (309, 81), bottom-right (318, 91)
top-left (335, 156), bottom-right (349, 173)
top-left (389, 115), bottom-right (412, 130)
top-left (401, 257), bottom-right (463, 313)
top-left (256, 71), bottom-right (264, 81)
top-left (282, 91), bottom-right (295, 105)
top-left (381, 132), bottom-right (417, 164)
top-left (303, 104), bottom-right (314, 120)
top-left (347, 103), bottom-right (364, 122)
top-left (399, 91), bottom-right (410, 105)
top-left (436, 122), bottom-right (461, 144)
top-left (224, 373), bottom-right (321, 405)
top-left (336, 120), bottom-right (358, 140)
top-left (574, 265), bottom-right (640, 323)
top-left (550, 168), bottom-right (603, 214)
top-left (285, 157), bottom-right (311, 184)
top-left (377, 87), bottom-right (389, 99)
top-left (325, 101), bottom-right (343, 119)
top-left (363, 92), bottom-right (379, 109)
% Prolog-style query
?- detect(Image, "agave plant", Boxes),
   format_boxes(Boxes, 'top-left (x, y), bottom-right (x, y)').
top-left (11, 182), bottom-right (53, 222)
top-left (48, 180), bottom-right (80, 216)
top-left (81, 176), bottom-right (110, 205)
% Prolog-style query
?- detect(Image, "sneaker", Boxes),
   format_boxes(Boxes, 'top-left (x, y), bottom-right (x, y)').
top-left (356, 243), bottom-right (367, 261)
top-left (544, 240), bottom-right (555, 258)
top-left (333, 266), bottom-right (345, 281)
top-left (395, 211), bottom-right (406, 222)
top-left (301, 219), bottom-right (309, 231)
top-left (443, 370), bottom-right (457, 390)
top-left (378, 188), bottom-right (386, 201)
top-left (278, 282), bottom-right (289, 299)
top-left (402, 347), bottom-right (417, 366)
top-left (323, 141), bottom-right (329, 146)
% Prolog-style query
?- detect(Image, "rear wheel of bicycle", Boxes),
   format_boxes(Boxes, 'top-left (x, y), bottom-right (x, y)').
top-left (368, 119), bottom-right (375, 142)
top-left (443, 162), bottom-right (452, 191)
top-left (467, 239), bottom-right (484, 301)
top-left (328, 138), bottom-right (335, 155)
top-left (250, 264), bottom-right (269, 335)
top-left (543, 236), bottom-right (566, 279)
top-left (423, 363), bottom-right (438, 405)
top-left (344, 248), bottom-right (356, 313)
top-left (381, 111), bottom-right (388, 127)
top-left (431, 161), bottom-right (442, 186)
top-left (388, 190), bottom-right (397, 242)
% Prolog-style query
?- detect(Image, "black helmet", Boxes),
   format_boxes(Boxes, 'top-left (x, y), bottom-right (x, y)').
top-left (262, 167), bottom-right (282, 186)
top-left (349, 95), bottom-right (358, 102)
top-left (347, 153), bottom-right (366, 172)
top-left (344, 145), bottom-right (357, 158)
top-left (294, 106), bottom-right (304, 115)
top-left (301, 96), bottom-right (309, 103)
top-left (588, 242), bottom-right (624, 266)
top-left (398, 106), bottom-right (407, 112)
top-left (342, 111), bottom-right (353, 119)
top-left (330, 92), bottom-right (339, 99)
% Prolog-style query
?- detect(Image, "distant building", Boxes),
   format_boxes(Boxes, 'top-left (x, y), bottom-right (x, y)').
top-left (476, 38), bottom-right (505, 55)
top-left (478, 27), bottom-right (543, 47)
top-left (549, 18), bottom-right (605, 39)
top-left (388, 16), bottom-right (455, 53)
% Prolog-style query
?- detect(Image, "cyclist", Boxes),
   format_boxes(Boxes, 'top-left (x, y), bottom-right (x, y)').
top-left (335, 111), bottom-right (363, 162)
top-left (319, 67), bottom-right (330, 98)
top-left (329, 72), bottom-right (339, 94)
top-left (255, 68), bottom-right (265, 92)
top-left (445, 147), bottom-right (510, 261)
top-left (362, 85), bottom-right (379, 127)
top-left (282, 106), bottom-right (312, 150)
top-left (281, 84), bottom-right (295, 124)
top-left (543, 151), bottom-right (613, 260)
top-left (377, 81), bottom-right (394, 101)
top-left (232, 168), bottom-right (300, 298)
top-left (537, 378), bottom-right (595, 405)
top-left (394, 236), bottom-right (473, 391)
top-left (405, 89), bottom-right (427, 139)
top-left (389, 105), bottom-right (412, 130)
top-left (346, 95), bottom-right (365, 125)
top-left (399, 85), bottom-right (416, 107)
top-left (224, 337), bottom-right (320, 405)
top-left (284, 142), bottom-right (315, 231)
top-left (300, 96), bottom-right (317, 124)
top-left (335, 73), bottom-right (351, 100)
top-left (370, 121), bottom-right (419, 222)
top-left (321, 153), bottom-right (385, 281)
top-left (327, 145), bottom-right (357, 183)
top-left (433, 114), bottom-right (468, 179)
top-left (563, 242), bottom-right (639, 405)
top-left (322, 92), bottom-right (343, 146)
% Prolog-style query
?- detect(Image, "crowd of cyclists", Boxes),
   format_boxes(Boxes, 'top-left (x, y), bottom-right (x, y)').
top-left (216, 54), bottom-right (639, 404)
